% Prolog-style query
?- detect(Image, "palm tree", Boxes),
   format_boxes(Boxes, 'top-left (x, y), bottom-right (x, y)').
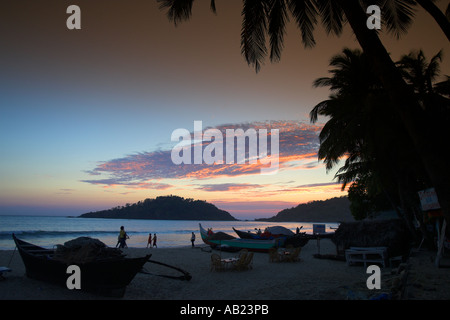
top-left (397, 50), bottom-right (449, 120)
top-left (157, 0), bottom-right (450, 222)
top-left (309, 48), bottom-right (386, 179)
top-left (397, 50), bottom-right (450, 176)
top-left (314, 47), bottom-right (448, 226)
top-left (158, 0), bottom-right (421, 70)
top-left (310, 48), bottom-right (424, 226)
top-left (398, 50), bottom-right (443, 97)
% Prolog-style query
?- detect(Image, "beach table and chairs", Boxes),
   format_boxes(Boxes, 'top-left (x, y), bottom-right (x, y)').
top-left (232, 252), bottom-right (253, 270)
top-left (284, 247), bottom-right (301, 262)
top-left (268, 247), bottom-right (301, 263)
top-left (221, 257), bottom-right (239, 268)
top-left (211, 253), bottom-right (226, 271)
top-left (210, 249), bottom-right (253, 271)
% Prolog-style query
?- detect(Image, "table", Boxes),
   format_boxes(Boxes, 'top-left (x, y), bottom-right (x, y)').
top-left (278, 250), bottom-right (291, 261)
top-left (221, 257), bottom-right (238, 268)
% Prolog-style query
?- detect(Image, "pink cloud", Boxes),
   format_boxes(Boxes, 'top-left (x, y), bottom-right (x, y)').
top-left (82, 120), bottom-right (322, 188)
top-left (199, 183), bottom-right (265, 192)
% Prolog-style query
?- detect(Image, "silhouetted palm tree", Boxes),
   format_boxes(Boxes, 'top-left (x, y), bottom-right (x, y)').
top-left (398, 50), bottom-right (443, 98)
top-left (397, 49), bottom-right (450, 164)
top-left (397, 50), bottom-right (449, 119)
top-left (159, 0), bottom-right (418, 71)
top-left (158, 0), bottom-right (450, 222)
top-left (310, 48), bottom-right (437, 230)
top-left (310, 48), bottom-right (385, 178)
top-left (310, 49), bottom-right (406, 197)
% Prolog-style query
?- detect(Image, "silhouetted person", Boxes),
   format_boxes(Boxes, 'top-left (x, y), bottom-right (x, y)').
top-left (191, 232), bottom-right (196, 248)
top-left (152, 233), bottom-right (157, 248)
top-left (118, 226), bottom-right (129, 248)
top-left (147, 233), bottom-right (152, 248)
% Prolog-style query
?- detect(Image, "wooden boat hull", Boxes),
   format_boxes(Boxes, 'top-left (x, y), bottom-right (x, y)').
top-left (199, 224), bottom-right (280, 252)
top-left (233, 227), bottom-right (312, 248)
top-left (233, 228), bottom-right (256, 239)
top-left (12, 234), bottom-right (150, 297)
top-left (233, 227), bottom-right (288, 240)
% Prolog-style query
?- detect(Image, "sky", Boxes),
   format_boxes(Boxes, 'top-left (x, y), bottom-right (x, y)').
top-left (0, 0), bottom-right (448, 219)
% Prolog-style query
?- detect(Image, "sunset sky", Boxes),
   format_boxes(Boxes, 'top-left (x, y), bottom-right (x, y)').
top-left (0, 1), bottom-right (448, 219)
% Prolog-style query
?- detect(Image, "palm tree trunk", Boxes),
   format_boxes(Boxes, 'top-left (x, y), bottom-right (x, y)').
top-left (338, 0), bottom-right (450, 225)
top-left (416, 0), bottom-right (450, 41)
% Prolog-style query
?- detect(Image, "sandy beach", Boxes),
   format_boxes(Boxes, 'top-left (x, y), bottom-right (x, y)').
top-left (1, 239), bottom-right (449, 301)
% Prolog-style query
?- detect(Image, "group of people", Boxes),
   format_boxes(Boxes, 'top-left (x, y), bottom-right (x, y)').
top-left (115, 226), bottom-right (157, 249)
top-left (116, 226), bottom-right (197, 249)
top-left (147, 233), bottom-right (157, 248)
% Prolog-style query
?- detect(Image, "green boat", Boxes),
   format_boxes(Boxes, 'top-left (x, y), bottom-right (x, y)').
top-left (199, 224), bottom-right (281, 252)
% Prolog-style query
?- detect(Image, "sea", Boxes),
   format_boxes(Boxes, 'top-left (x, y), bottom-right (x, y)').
top-left (0, 215), bottom-right (339, 250)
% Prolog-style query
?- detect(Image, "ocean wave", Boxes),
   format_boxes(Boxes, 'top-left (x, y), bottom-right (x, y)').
top-left (0, 230), bottom-right (147, 240)
top-left (0, 228), bottom-right (200, 241)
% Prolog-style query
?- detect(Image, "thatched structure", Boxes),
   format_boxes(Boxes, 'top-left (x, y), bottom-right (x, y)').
top-left (332, 219), bottom-right (412, 258)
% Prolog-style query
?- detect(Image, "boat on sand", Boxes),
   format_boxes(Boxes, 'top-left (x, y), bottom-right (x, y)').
top-left (233, 226), bottom-right (312, 248)
top-left (12, 234), bottom-right (150, 297)
top-left (199, 224), bottom-right (281, 252)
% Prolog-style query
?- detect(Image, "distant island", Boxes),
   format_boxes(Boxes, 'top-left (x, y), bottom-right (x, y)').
top-left (80, 195), bottom-right (237, 221)
top-left (257, 196), bottom-right (354, 222)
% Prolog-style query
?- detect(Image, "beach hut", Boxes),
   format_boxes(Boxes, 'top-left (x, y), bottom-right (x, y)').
top-left (332, 219), bottom-right (412, 261)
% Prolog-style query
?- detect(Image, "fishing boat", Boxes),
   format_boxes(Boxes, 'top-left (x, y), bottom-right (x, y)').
top-left (233, 226), bottom-right (295, 240)
top-left (199, 224), bottom-right (281, 252)
top-left (232, 228), bottom-right (256, 239)
top-left (233, 227), bottom-right (310, 248)
top-left (12, 234), bottom-right (150, 297)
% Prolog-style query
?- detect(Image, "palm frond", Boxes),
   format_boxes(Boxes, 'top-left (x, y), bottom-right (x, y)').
top-left (157, 0), bottom-right (195, 26)
top-left (210, 0), bottom-right (217, 14)
top-left (310, 99), bottom-right (332, 123)
top-left (287, 0), bottom-right (318, 48)
top-left (398, 49), bottom-right (444, 94)
top-left (312, 76), bottom-right (333, 88)
top-left (426, 50), bottom-right (443, 82)
top-left (241, 0), bottom-right (270, 72)
top-left (335, 161), bottom-right (367, 190)
top-left (315, 0), bottom-right (345, 35)
top-left (379, 0), bottom-right (417, 38)
top-left (158, 0), bottom-right (217, 25)
top-left (268, 0), bottom-right (289, 62)
top-left (434, 76), bottom-right (450, 97)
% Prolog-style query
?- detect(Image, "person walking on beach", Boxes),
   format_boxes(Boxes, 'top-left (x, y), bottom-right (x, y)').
top-left (147, 233), bottom-right (152, 248)
top-left (152, 233), bottom-right (157, 248)
top-left (118, 226), bottom-right (129, 248)
top-left (191, 232), bottom-right (196, 248)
